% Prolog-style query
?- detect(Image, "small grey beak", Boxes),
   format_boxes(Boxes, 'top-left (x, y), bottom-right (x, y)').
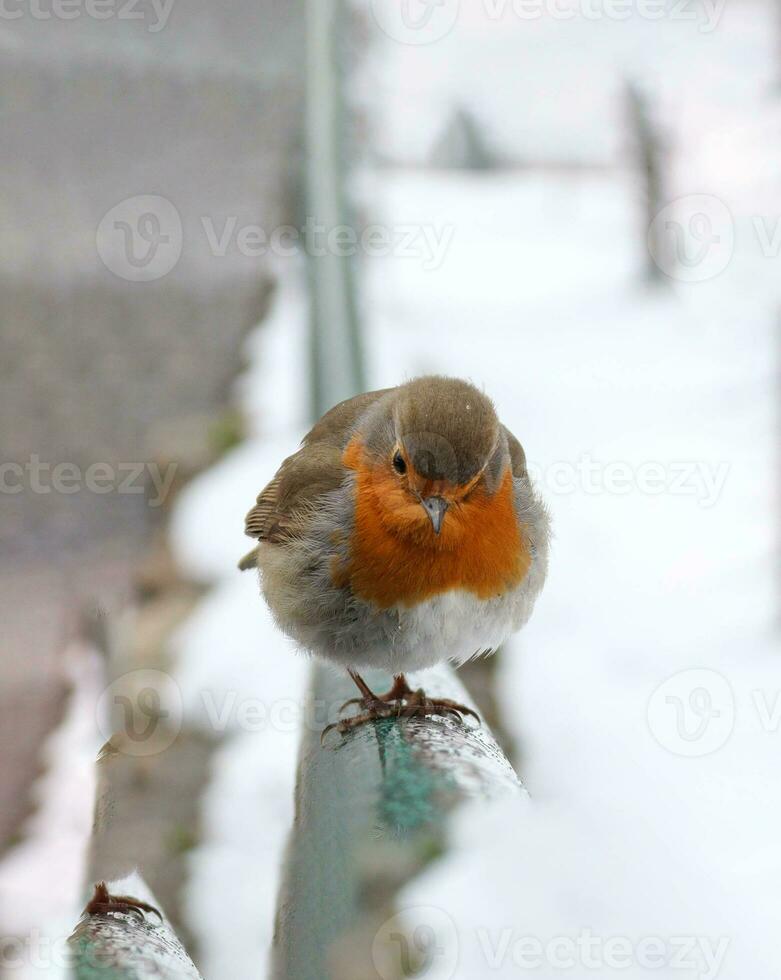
top-left (421, 496), bottom-right (448, 534)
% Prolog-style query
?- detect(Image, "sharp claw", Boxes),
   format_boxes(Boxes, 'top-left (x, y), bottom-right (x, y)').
top-left (86, 901), bottom-right (161, 923)
top-left (322, 689), bottom-right (481, 745)
top-left (322, 706), bottom-right (401, 744)
top-left (320, 722), bottom-right (339, 745)
top-left (339, 697), bottom-right (362, 713)
top-left (434, 699), bottom-right (481, 724)
top-left (432, 705), bottom-right (462, 721)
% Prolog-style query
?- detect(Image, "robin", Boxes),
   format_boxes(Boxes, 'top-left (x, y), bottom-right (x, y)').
top-left (239, 376), bottom-right (549, 736)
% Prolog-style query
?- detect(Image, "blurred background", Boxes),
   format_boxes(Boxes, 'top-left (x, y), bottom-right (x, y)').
top-left (0, 0), bottom-right (778, 977)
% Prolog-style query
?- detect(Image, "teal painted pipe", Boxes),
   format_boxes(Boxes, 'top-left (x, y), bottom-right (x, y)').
top-left (271, 664), bottom-right (523, 980)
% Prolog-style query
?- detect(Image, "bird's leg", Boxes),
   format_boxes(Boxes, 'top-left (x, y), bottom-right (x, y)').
top-left (340, 671), bottom-right (414, 713)
top-left (323, 669), bottom-right (480, 742)
top-left (321, 670), bottom-right (406, 743)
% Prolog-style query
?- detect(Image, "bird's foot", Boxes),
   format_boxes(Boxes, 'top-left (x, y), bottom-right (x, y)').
top-left (323, 677), bottom-right (479, 743)
top-left (82, 882), bottom-right (162, 923)
top-left (339, 673), bottom-right (416, 714)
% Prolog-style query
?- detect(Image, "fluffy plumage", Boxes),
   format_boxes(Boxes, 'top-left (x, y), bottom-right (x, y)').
top-left (240, 376), bottom-right (549, 675)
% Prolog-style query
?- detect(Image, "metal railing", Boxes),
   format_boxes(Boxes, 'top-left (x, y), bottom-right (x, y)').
top-left (272, 667), bottom-right (523, 980)
top-left (68, 873), bottom-right (202, 979)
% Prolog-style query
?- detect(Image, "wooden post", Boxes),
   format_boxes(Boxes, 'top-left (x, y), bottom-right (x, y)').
top-left (625, 80), bottom-right (669, 284)
top-left (272, 663), bottom-right (523, 980)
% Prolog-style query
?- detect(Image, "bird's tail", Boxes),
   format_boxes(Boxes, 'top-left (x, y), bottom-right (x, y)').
top-left (237, 547), bottom-right (259, 572)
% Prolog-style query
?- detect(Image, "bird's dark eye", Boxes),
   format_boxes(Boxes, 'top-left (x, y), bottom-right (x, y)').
top-left (392, 451), bottom-right (407, 475)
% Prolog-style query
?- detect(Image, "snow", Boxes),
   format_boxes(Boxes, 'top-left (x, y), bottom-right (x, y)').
top-left (0, 642), bottom-right (104, 980)
top-left (170, 268), bottom-right (310, 583)
top-left (181, 727), bottom-right (301, 980)
top-left (170, 268), bottom-right (310, 978)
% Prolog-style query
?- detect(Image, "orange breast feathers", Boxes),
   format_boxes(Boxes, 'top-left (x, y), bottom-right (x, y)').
top-left (334, 437), bottom-right (531, 609)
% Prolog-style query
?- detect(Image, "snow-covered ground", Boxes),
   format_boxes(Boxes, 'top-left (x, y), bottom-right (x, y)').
top-left (169, 1), bottom-right (779, 976)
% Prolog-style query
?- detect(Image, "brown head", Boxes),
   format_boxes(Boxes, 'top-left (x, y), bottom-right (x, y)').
top-left (347, 376), bottom-right (512, 539)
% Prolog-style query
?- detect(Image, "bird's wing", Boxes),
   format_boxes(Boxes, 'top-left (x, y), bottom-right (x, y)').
top-left (240, 388), bottom-right (392, 558)
top-left (242, 443), bottom-right (345, 546)
top-left (502, 424), bottom-right (528, 478)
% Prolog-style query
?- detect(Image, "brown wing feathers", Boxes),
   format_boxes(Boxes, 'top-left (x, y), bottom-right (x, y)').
top-left (239, 389), bottom-right (391, 569)
top-left (244, 474), bottom-right (282, 538)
